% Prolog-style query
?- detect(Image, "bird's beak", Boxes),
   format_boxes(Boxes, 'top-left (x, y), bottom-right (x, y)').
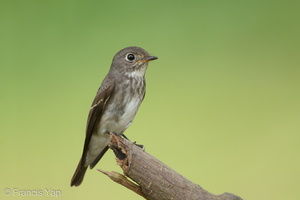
top-left (137, 56), bottom-right (158, 63)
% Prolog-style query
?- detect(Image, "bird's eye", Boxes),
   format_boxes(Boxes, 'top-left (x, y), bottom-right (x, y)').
top-left (126, 54), bottom-right (135, 61)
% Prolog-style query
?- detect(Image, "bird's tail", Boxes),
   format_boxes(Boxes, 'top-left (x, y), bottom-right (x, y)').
top-left (71, 144), bottom-right (109, 186)
top-left (70, 158), bottom-right (87, 187)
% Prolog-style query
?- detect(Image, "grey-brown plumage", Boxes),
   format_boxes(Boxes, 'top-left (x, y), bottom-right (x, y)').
top-left (71, 46), bottom-right (158, 186)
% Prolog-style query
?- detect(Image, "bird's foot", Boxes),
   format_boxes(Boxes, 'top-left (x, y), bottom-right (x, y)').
top-left (109, 132), bottom-right (128, 139)
top-left (133, 141), bottom-right (145, 150)
top-left (120, 133), bottom-right (129, 140)
top-left (110, 131), bottom-right (121, 137)
top-left (110, 132), bottom-right (145, 150)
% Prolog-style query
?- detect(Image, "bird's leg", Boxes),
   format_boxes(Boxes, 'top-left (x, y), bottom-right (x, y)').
top-left (120, 133), bottom-right (129, 140)
top-left (120, 132), bottom-right (145, 150)
top-left (106, 131), bottom-right (144, 150)
top-left (110, 131), bottom-right (122, 137)
top-left (108, 131), bottom-right (128, 139)
top-left (132, 142), bottom-right (145, 150)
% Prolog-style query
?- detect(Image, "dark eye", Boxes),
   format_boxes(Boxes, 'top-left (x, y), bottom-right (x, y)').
top-left (126, 54), bottom-right (135, 61)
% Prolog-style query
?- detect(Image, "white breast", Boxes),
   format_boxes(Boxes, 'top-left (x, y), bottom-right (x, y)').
top-left (119, 95), bottom-right (141, 130)
top-left (97, 94), bottom-right (142, 135)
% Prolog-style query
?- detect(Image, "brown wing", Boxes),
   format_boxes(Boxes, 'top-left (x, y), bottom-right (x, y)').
top-left (71, 77), bottom-right (114, 187)
top-left (81, 78), bottom-right (115, 167)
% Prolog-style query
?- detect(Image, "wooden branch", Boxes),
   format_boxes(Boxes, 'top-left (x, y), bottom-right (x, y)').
top-left (98, 134), bottom-right (243, 200)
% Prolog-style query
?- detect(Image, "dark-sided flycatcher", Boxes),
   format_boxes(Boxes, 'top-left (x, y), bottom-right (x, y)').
top-left (71, 46), bottom-right (158, 186)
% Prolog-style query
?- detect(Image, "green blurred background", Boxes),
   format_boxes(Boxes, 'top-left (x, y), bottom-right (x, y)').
top-left (1, 0), bottom-right (299, 199)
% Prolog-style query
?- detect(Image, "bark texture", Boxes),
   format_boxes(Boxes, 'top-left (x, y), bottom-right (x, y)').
top-left (98, 134), bottom-right (243, 200)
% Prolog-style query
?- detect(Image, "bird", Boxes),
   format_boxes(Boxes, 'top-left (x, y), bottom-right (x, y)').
top-left (71, 46), bottom-right (158, 186)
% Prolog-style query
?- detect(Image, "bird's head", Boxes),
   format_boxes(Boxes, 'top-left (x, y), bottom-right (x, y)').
top-left (111, 46), bottom-right (158, 77)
